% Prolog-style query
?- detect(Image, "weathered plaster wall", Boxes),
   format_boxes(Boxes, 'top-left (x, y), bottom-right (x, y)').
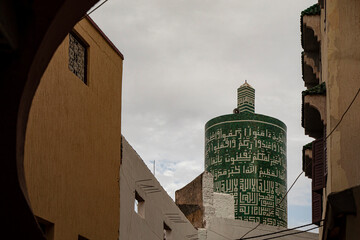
top-left (24, 17), bottom-right (123, 239)
top-left (199, 218), bottom-right (318, 240)
top-left (120, 137), bottom-right (197, 240)
top-left (304, 95), bottom-right (326, 124)
top-left (199, 173), bottom-right (316, 240)
top-left (320, 2), bottom-right (360, 239)
top-left (303, 15), bottom-right (321, 42)
top-left (213, 193), bottom-right (234, 220)
top-left (176, 171), bottom-right (235, 228)
top-left (346, 187), bottom-right (360, 240)
top-left (201, 171), bottom-right (234, 226)
top-left (326, 0), bottom-right (360, 195)
top-left (178, 172), bottom-right (317, 240)
top-left (202, 171), bottom-right (215, 228)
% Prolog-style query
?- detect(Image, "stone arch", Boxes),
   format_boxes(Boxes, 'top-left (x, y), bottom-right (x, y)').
top-left (0, 1), bottom-right (98, 238)
top-left (303, 104), bottom-right (324, 139)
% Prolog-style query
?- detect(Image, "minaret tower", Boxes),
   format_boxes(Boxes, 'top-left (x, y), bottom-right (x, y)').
top-left (205, 81), bottom-right (288, 227)
top-left (237, 80), bottom-right (255, 113)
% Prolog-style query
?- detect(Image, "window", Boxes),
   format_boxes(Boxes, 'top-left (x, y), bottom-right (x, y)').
top-left (36, 216), bottom-right (54, 240)
top-left (312, 137), bottom-right (325, 191)
top-left (163, 222), bottom-right (172, 240)
top-left (312, 191), bottom-right (322, 224)
top-left (69, 32), bottom-right (88, 84)
top-left (311, 137), bottom-right (325, 225)
top-left (134, 191), bottom-right (145, 218)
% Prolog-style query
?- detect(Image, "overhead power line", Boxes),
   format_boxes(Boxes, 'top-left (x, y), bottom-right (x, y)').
top-left (206, 220), bottom-right (323, 240)
top-left (239, 86), bottom-right (360, 239)
top-left (207, 229), bottom-right (232, 240)
top-left (83, 0), bottom-right (109, 18)
top-left (237, 169), bottom-right (305, 240)
top-left (260, 225), bottom-right (322, 240)
top-left (326, 87), bottom-right (360, 140)
top-left (241, 220), bottom-right (324, 240)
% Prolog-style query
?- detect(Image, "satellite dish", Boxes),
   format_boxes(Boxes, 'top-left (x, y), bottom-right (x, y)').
top-left (233, 108), bottom-right (239, 114)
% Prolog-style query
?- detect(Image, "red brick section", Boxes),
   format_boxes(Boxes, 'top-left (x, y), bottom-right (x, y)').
top-left (175, 173), bottom-right (205, 228)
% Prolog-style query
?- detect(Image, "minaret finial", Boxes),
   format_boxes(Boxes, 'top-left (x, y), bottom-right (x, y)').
top-left (237, 81), bottom-right (255, 113)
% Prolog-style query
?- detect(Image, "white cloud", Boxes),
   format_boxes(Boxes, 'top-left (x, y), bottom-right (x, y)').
top-left (92, 0), bottom-right (318, 224)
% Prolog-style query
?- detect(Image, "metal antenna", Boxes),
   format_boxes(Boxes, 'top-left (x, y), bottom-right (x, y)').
top-left (153, 160), bottom-right (156, 176)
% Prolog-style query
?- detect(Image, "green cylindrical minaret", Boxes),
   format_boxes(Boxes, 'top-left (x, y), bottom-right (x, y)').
top-left (205, 81), bottom-right (287, 227)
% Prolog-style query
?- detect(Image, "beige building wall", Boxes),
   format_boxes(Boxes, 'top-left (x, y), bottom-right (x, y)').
top-left (24, 17), bottom-right (123, 240)
top-left (325, 0), bottom-right (360, 194)
top-left (120, 137), bottom-right (197, 240)
top-left (302, 1), bottom-right (360, 239)
top-left (322, 1), bottom-right (360, 239)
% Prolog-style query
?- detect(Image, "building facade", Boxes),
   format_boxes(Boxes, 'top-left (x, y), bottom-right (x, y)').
top-left (24, 16), bottom-right (123, 239)
top-left (204, 82), bottom-right (287, 227)
top-left (24, 16), bottom-right (198, 240)
top-left (300, 1), bottom-right (360, 239)
top-left (176, 172), bottom-right (317, 240)
top-left (121, 137), bottom-right (197, 240)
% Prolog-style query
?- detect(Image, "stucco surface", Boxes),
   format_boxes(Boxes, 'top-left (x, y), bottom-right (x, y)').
top-left (24, 18), bottom-right (123, 239)
top-left (213, 193), bottom-right (234, 220)
top-left (202, 217), bottom-right (318, 240)
top-left (202, 171), bottom-right (215, 228)
top-left (303, 15), bottom-right (321, 42)
top-left (120, 137), bottom-right (197, 240)
top-left (302, 2), bottom-right (360, 238)
top-left (326, 0), bottom-right (360, 194)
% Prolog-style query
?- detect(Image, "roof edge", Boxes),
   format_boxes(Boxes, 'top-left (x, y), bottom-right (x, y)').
top-left (85, 15), bottom-right (124, 60)
top-left (301, 3), bottom-right (320, 17)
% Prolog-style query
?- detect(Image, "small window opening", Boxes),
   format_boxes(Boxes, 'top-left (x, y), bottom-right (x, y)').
top-left (134, 191), bottom-right (145, 218)
top-left (36, 216), bottom-right (54, 240)
top-left (69, 32), bottom-right (88, 84)
top-left (163, 222), bottom-right (172, 240)
top-left (78, 235), bottom-right (89, 240)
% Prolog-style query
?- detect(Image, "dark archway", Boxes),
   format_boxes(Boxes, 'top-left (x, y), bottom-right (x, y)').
top-left (0, 1), bottom-right (98, 238)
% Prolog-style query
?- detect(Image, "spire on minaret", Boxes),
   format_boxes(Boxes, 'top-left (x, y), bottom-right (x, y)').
top-left (237, 80), bottom-right (255, 113)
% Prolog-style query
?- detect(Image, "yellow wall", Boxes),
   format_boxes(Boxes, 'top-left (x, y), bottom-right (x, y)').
top-left (325, 0), bottom-right (360, 194)
top-left (24, 17), bottom-right (123, 239)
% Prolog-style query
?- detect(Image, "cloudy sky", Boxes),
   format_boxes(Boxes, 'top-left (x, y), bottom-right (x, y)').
top-left (91, 0), bottom-right (316, 229)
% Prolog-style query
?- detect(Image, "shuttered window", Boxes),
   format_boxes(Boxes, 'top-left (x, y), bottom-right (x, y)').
top-left (312, 137), bottom-right (325, 192)
top-left (312, 191), bottom-right (322, 224)
top-left (311, 136), bottom-right (325, 225)
top-left (324, 126), bottom-right (328, 177)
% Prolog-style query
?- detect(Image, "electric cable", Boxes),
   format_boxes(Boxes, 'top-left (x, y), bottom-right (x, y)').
top-left (83, 0), bottom-right (109, 18)
top-left (326, 87), bottom-right (360, 140)
top-left (237, 169), bottom-right (305, 240)
top-left (238, 86), bottom-right (360, 239)
top-left (241, 220), bottom-right (324, 240)
top-left (207, 228), bottom-right (232, 240)
top-left (207, 220), bottom-right (323, 240)
top-left (260, 225), bottom-right (322, 240)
